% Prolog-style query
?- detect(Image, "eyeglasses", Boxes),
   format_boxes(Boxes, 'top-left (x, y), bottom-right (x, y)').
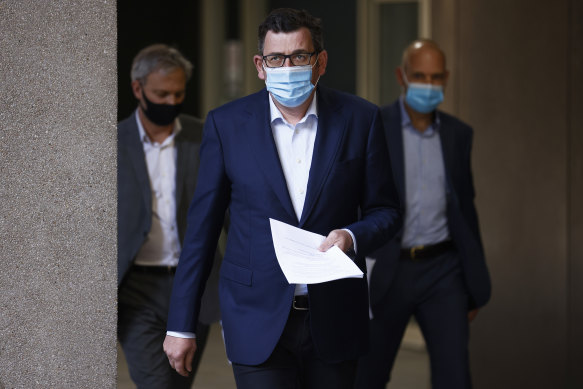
top-left (262, 51), bottom-right (317, 68)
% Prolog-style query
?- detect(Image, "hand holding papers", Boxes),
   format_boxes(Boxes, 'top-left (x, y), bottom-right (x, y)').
top-left (269, 218), bottom-right (364, 284)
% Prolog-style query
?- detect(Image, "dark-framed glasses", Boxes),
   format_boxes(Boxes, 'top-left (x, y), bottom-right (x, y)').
top-left (262, 51), bottom-right (317, 68)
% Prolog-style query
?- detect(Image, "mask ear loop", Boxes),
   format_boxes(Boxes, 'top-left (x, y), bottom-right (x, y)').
top-left (312, 54), bottom-right (321, 87)
top-left (140, 83), bottom-right (151, 112)
top-left (400, 68), bottom-right (409, 94)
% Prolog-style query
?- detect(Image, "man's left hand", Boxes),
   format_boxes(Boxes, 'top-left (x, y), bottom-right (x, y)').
top-left (318, 229), bottom-right (353, 252)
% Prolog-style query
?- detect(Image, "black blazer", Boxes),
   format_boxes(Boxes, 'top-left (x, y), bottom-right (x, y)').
top-left (369, 100), bottom-right (491, 312)
top-left (117, 112), bottom-right (220, 324)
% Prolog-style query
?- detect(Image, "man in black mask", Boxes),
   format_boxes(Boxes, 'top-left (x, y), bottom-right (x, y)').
top-left (117, 44), bottom-right (221, 388)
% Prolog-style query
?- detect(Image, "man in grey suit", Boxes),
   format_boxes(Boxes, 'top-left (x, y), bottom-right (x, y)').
top-left (117, 44), bottom-right (220, 389)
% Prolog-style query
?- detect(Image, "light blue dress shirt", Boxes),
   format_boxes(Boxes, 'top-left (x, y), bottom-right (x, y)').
top-left (399, 97), bottom-right (450, 248)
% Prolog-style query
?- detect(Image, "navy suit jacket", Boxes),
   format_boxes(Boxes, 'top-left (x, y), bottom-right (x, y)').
top-left (117, 112), bottom-right (220, 324)
top-left (167, 85), bottom-right (402, 365)
top-left (369, 100), bottom-right (491, 314)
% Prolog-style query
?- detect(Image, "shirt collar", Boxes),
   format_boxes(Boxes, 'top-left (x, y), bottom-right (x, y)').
top-left (135, 109), bottom-right (182, 146)
top-left (398, 95), bottom-right (441, 137)
top-left (268, 92), bottom-right (318, 127)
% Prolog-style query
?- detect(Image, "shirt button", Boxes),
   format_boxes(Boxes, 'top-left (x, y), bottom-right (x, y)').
top-left (299, 189), bottom-right (305, 194)
top-left (295, 130), bottom-right (299, 135)
top-left (297, 159), bottom-right (301, 164)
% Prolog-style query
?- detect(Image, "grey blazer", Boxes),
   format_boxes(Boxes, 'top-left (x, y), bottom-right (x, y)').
top-left (117, 112), bottom-right (221, 324)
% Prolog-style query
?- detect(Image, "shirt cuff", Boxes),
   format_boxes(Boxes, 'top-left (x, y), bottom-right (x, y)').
top-left (342, 228), bottom-right (357, 254)
top-left (166, 331), bottom-right (196, 339)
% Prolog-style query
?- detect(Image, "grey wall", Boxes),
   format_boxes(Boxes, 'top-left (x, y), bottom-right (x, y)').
top-left (433, 0), bottom-right (582, 387)
top-left (0, 1), bottom-right (117, 388)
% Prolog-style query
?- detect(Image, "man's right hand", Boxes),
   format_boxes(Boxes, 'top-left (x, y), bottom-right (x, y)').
top-left (163, 335), bottom-right (197, 377)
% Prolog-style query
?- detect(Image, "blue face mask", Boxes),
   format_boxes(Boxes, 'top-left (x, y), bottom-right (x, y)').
top-left (264, 64), bottom-right (317, 107)
top-left (402, 71), bottom-right (444, 114)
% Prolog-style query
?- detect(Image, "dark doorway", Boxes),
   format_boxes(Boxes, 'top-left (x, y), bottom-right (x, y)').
top-left (117, 0), bottom-right (202, 121)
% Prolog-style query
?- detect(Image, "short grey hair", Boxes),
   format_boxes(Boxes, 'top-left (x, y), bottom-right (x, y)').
top-left (130, 44), bottom-right (193, 84)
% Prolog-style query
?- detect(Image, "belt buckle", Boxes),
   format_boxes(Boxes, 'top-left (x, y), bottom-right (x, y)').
top-left (293, 297), bottom-right (308, 311)
top-left (410, 245), bottom-right (424, 260)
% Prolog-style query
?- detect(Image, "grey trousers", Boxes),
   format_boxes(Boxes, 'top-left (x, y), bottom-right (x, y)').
top-left (118, 268), bottom-right (210, 389)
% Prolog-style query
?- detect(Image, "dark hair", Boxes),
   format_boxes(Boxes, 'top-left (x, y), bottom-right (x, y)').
top-left (257, 8), bottom-right (324, 54)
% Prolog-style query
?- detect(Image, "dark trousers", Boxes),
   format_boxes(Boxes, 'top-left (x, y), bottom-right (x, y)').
top-left (118, 268), bottom-right (210, 389)
top-left (232, 307), bottom-right (357, 389)
top-left (355, 249), bottom-right (471, 389)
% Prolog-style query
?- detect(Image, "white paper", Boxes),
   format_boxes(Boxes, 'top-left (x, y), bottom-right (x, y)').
top-left (269, 218), bottom-right (363, 284)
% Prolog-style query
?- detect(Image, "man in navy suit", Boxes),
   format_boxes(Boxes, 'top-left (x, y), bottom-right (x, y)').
top-left (163, 8), bottom-right (402, 389)
top-left (117, 44), bottom-right (220, 389)
top-left (355, 39), bottom-right (491, 389)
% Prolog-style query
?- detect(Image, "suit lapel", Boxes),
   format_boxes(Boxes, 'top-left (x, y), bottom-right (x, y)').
top-left (438, 115), bottom-right (455, 195)
top-left (175, 132), bottom-right (187, 210)
top-left (123, 115), bottom-right (152, 212)
top-left (299, 87), bottom-right (345, 227)
top-left (249, 90), bottom-right (298, 223)
top-left (384, 102), bottom-right (406, 203)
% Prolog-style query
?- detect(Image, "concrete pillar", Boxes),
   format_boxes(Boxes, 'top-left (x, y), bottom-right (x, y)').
top-left (0, 1), bottom-right (117, 387)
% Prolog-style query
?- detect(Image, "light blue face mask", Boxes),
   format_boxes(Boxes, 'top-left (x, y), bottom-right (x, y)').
top-left (402, 71), bottom-right (444, 114)
top-left (264, 64), bottom-right (317, 107)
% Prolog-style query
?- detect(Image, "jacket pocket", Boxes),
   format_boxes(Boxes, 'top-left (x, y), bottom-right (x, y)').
top-left (220, 260), bottom-right (253, 286)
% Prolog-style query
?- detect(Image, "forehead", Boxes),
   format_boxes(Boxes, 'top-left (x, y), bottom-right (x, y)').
top-left (144, 67), bottom-right (186, 88)
top-left (263, 27), bottom-right (314, 54)
top-left (407, 47), bottom-right (446, 73)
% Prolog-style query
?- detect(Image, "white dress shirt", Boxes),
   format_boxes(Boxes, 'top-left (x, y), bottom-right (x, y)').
top-left (269, 94), bottom-right (319, 296)
top-left (134, 110), bottom-right (182, 267)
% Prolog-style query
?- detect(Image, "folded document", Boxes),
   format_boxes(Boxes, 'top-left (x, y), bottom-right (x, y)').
top-left (269, 218), bottom-right (363, 284)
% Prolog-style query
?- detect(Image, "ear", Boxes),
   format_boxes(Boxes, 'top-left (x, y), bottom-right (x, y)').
top-left (131, 80), bottom-right (143, 100)
top-left (395, 67), bottom-right (406, 89)
top-left (253, 55), bottom-right (266, 81)
top-left (315, 50), bottom-right (328, 77)
top-left (443, 69), bottom-right (450, 88)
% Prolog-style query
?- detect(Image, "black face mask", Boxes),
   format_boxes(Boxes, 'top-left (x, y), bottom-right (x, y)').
top-left (141, 89), bottom-right (183, 126)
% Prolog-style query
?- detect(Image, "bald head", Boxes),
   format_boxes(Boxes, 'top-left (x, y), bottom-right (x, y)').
top-left (401, 39), bottom-right (446, 73)
top-left (396, 39), bottom-right (449, 90)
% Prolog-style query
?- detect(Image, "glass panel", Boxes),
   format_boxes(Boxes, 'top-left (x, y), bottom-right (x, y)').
top-left (379, 2), bottom-right (418, 106)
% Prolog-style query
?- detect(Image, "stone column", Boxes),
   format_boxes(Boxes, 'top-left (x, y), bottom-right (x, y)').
top-left (0, 1), bottom-right (117, 387)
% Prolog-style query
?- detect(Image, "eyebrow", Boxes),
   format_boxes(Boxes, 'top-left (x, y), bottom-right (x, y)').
top-left (152, 89), bottom-right (186, 94)
top-left (411, 72), bottom-right (446, 77)
top-left (265, 49), bottom-right (314, 56)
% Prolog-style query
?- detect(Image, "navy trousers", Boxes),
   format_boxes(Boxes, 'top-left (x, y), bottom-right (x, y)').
top-left (232, 307), bottom-right (358, 389)
top-left (355, 249), bottom-right (471, 389)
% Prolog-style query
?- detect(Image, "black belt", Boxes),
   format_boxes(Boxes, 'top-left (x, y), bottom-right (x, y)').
top-left (132, 265), bottom-right (177, 275)
top-left (292, 295), bottom-right (309, 310)
top-left (400, 240), bottom-right (454, 260)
